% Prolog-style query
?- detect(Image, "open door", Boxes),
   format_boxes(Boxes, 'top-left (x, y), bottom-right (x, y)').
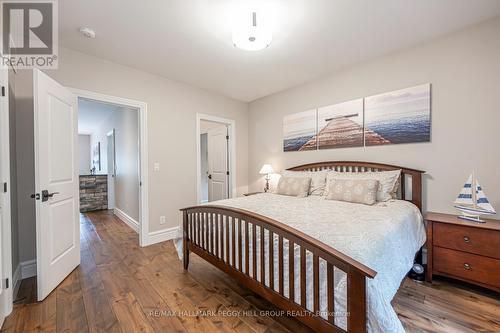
top-left (33, 69), bottom-right (79, 301)
top-left (207, 125), bottom-right (229, 202)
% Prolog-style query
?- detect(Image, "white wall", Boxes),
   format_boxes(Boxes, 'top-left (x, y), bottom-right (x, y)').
top-left (78, 134), bottom-right (91, 175)
top-left (89, 105), bottom-right (140, 221)
top-left (45, 47), bottom-right (249, 233)
top-left (248, 17), bottom-right (500, 218)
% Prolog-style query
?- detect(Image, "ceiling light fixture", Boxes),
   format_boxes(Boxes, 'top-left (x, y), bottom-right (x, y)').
top-left (232, 10), bottom-right (272, 51)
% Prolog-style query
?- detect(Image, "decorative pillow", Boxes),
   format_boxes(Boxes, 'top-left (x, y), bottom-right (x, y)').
top-left (281, 170), bottom-right (327, 196)
top-left (276, 176), bottom-right (312, 198)
top-left (324, 169), bottom-right (401, 202)
top-left (325, 179), bottom-right (379, 205)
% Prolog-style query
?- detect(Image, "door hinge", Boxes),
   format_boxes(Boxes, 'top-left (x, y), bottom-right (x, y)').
top-left (1, 86), bottom-right (5, 97)
top-left (2, 182), bottom-right (6, 193)
top-left (3, 278), bottom-right (9, 289)
top-left (226, 135), bottom-right (229, 140)
top-left (226, 171), bottom-right (230, 175)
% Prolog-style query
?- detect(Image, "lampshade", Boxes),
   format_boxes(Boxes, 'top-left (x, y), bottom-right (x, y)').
top-left (259, 164), bottom-right (274, 175)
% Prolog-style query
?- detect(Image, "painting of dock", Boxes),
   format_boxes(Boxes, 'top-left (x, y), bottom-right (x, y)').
top-left (364, 84), bottom-right (431, 146)
top-left (317, 99), bottom-right (364, 149)
top-left (283, 109), bottom-right (317, 151)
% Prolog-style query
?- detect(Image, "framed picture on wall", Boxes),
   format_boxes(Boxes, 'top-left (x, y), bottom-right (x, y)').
top-left (92, 142), bottom-right (101, 171)
top-left (317, 99), bottom-right (364, 149)
top-left (364, 84), bottom-right (431, 146)
top-left (283, 109), bottom-right (317, 152)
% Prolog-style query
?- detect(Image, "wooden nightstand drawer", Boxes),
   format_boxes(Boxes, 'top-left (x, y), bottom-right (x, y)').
top-left (434, 247), bottom-right (500, 289)
top-left (434, 222), bottom-right (500, 259)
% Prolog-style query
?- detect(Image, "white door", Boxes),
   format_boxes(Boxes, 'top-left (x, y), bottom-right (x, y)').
top-left (207, 126), bottom-right (229, 202)
top-left (106, 130), bottom-right (115, 209)
top-left (33, 69), bottom-right (79, 301)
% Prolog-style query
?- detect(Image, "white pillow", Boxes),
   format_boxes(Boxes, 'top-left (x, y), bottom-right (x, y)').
top-left (324, 169), bottom-right (401, 202)
top-left (281, 170), bottom-right (327, 196)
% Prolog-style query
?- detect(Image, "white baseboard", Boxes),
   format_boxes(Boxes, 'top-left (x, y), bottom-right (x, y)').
top-left (114, 207), bottom-right (140, 233)
top-left (20, 259), bottom-right (36, 279)
top-left (12, 264), bottom-right (21, 300)
top-left (145, 226), bottom-right (180, 246)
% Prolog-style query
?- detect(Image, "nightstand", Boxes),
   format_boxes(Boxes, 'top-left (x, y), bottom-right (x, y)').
top-left (426, 212), bottom-right (500, 292)
top-left (243, 192), bottom-right (263, 196)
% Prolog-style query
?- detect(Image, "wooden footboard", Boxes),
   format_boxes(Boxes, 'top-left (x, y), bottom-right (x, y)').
top-left (181, 205), bottom-right (377, 333)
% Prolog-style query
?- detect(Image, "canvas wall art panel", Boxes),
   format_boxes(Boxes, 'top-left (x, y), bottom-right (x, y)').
top-left (283, 109), bottom-right (318, 151)
top-left (364, 84), bottom-right (431, 146)
top-left (317, 99), bottom-right (364, 149)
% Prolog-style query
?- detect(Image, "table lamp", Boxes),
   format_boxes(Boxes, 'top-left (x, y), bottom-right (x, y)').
top-left (259, 164), bottom-right (274, 192)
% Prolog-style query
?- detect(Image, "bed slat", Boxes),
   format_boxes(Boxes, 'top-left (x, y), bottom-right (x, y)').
top-left (300, 247), bottom-right (306, 308)
top-left (289, 240), bottom-right (295, 302)
top-left (313, 254), bottom-right (320, 313)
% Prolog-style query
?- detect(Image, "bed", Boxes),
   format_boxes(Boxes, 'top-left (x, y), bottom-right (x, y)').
top-left (180, 161), bottom-right (426, 333)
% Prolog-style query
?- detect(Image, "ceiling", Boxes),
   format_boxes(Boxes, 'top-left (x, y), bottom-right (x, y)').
top-left (60, 0), bottom-right (500, 102)
top-left (78, 98), bottom-right (120, 134)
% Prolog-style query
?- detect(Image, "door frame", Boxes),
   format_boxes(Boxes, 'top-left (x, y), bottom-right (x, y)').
top-left (196, 113), bottom-right (236, 204)
top-left (70, 88), bottom-right (150, 247)
top-left (0, 55), bottom-right (13, 322)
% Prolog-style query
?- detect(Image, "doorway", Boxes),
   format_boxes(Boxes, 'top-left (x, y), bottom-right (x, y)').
top-left (75, 91), bottom-right (148, 245)
top-left (196, 114), bottom-right (236, 204)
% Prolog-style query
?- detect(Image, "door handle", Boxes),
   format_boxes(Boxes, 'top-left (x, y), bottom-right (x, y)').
top-left (42, 190), bottom-right (59, 202)
top-left (208, 174), bottom-right (212, 179)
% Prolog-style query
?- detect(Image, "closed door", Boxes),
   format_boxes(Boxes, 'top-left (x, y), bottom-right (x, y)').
top-left (34, 69), bottom-right (80, 301)
top-left (207, 126), bottom-right (229, 202)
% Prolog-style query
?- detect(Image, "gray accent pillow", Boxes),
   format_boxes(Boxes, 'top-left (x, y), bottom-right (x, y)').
top-left (325, 179), bottom-right (379, 205)
top-left (276, 176), bottom-right (312, 198)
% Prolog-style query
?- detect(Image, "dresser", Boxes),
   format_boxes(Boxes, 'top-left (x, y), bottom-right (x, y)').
top-left (426, 212), bottom-right (500, 292)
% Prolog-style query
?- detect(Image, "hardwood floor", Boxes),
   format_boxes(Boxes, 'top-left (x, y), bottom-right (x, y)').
top-left (2, 210), bottom-right (499, 333)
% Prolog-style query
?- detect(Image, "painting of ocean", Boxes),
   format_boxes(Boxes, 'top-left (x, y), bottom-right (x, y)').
top-left (364, 84), bottom-right (431, 146)
top-left (317, 99), bottom-right (364, 149)
top-left (283, 109), bottom-right (317, 151)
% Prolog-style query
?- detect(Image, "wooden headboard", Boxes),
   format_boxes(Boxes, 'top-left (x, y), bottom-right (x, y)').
top-left (287, 161), bottom-right (425, 211)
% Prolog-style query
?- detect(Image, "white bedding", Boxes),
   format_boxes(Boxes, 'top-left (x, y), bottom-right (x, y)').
top-left (176, 193), bottom-right (425, 333)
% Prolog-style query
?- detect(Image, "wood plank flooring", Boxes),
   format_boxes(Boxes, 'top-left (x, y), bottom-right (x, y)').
top-left (2, 210), bottom-right (499, 333)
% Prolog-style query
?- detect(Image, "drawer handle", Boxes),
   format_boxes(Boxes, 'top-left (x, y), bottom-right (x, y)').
top-left (463, 236), bottom-right (470, 243)
top-left (464, 263), bottom-right (472, 270)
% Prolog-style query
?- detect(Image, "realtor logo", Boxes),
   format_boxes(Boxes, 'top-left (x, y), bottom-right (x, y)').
top-left (1, 0), bottom-right (58, 68)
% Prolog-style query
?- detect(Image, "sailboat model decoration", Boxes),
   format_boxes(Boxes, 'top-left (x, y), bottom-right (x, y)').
top-left (454, 171), bottom-right (496, 223)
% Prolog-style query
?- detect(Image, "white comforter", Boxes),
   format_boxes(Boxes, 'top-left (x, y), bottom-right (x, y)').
top-left (176, 193), bottom-right (426, 333)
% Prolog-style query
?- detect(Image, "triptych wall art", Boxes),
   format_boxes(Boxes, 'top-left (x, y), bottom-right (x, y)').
top-left (283, 84), bottom-right (431, 152)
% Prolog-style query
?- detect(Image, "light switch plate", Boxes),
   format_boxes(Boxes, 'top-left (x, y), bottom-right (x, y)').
top-left (154, 162), bottom-right (160, 171)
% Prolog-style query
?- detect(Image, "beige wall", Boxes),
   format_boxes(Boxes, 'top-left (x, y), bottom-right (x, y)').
top-left (45, 48), bottom-right (249, 232)
top-left (248, 17), bottom-right (500, 218)
top-left (78, 134), bottom-right (91, 175)
top-left (9, 70), bottom-right (37, 263)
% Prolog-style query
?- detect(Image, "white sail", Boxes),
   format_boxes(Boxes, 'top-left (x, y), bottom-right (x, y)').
top-left (454, 174), bottom-right (474, 205)
top-left (475, 180), bottom-right (496, 213)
